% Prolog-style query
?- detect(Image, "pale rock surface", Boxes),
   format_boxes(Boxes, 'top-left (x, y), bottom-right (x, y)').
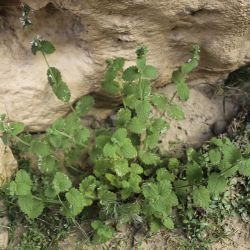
top-left (158, 84), bottom-right (238, 153)
top-left (0, 140), bottom-right (17, 186)
top-left (0, 0), bottom-right (249, 130)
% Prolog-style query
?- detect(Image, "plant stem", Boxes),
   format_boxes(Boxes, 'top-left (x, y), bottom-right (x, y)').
top-left (15, 136), bottom-right (30, 147)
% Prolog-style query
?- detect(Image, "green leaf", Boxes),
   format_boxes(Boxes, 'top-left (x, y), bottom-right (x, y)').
top-left (149, 118), bottom-right (169, 133)
top-left (142, 65), bottom-right (158, 79)
top-left (112, 128), bottom-right (127, 144)
top-left (31, 39), bottom-right (55, 55)
top-left (162, 217), bottom-right (174, 230)
top-left (47, 67), bottom-right (71, 102)
top-left (139, 150), bottom-right (161, 165)
top-left (181, 58), bottom-right (199, 74)
top-left (52, 172), bottom-right (72, 195)
top-left (122, 66), bottom-right (140, 81)
top-left (115, 108), bottom-right (131, 127)
top-left (130, 163), bottom-right (143, 174)
top-left (156, 168), bottom-right (175, 182)
top-left (128, 117), bottom-right (146, 134)
top-left (137, 57), bottom-right (146, 70)
top-left (102, 80), bottom-right (120, 94)
top-left (186, 162), bottom-right (203, 184)
top-left (98, 188), bottom-right (117, 205)
top-left (120, 138), bottom-right (137, 159)
top-left (207, 173), bottom-right (227, 195)
top-left (39, 156), bottom-right (57, 174)
top-left (75, 95), bottom-right (95, 116)
top-left (151, 94), bottom-right (168, 111)
top-left (172, 70), bottom-right (185, 85)
top-left (10, 170), bottom-right (32, 196)
top-left (18, 195), bottom-right (44, 219)
top-left (103, 143), bottom-right (118, 158)
top-left (150, 221), bottom-right (161, 233)
top-left (209, 149), bottom-right (221, 165)
top-left (91, 221), bottom-right (115, 244)
top-left (30, 140), bottom-right (51, 157)
top-left (237, 158), bottom-right (250, 177)
top-left (135, 100), bottom-right (151, 120)
top-left (166, 104), bottom-right (184, 120)
top-left (65, 188), bottom-right (85, 217)
top-left (112, 57), bottom-right (125, 71)
top-left (176, 81), bottom-right (189, 101)
top-left (114, 159), bottom-right (130, 177)
top-left (9, 122), bottom-right (25, 136)
top-left (192, 186), bottom-right (211, 209)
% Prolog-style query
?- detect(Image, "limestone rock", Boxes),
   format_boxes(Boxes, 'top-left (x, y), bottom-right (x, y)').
top-left (0, 140), bottom-right (17, 187)
top-left (158, 85), bottom-right (238, 154)
top-left (0, 0), bottom-right (249, 131)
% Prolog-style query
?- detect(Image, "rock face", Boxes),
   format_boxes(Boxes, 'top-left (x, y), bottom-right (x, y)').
top-left (0, 140), bottom-right (17, 187)
top-left (158, 85), bottom-right (238, 154)
top-left (0, 0), bottom-right (249, 131)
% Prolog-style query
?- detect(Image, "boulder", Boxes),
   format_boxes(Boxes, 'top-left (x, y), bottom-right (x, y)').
top-left (0, 0), bottom-right (249, 131)
top-left (0, 140), bottom-right (17, 187)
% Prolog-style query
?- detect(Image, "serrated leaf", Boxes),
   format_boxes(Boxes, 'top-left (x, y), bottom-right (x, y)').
top-left (117, 203), bottom-right (141, 224)
top-left (120, 138), bottom-right (137, 159)
top-left (113, 57), bottom-right (125, 71)
top-left (18, 195), bottom-right (44, 219)
top-left (30, 140), bottom-right (51, 157)
top-left (181, 58), bottom-right (199, 74)
top-left (137, 57), bottom-right (146, 70)
top-left (98, 188), bottom-right (117, 205)
top-left (115, 108), bottom-right (131, 127)
top-left (162, 217), bottom-right (174, 230)
top-left (142, 65), bottom-right (158, 79)
top-left (172, 70), bottom-right (185, 85)
top-left (39, 156), bottom-right (57, 174)
top-left (114, 159), bottom-right (130, 177)
top-left (47, 67), bottom-right (71, 102)
top-left (75, 95), bottom-right (95, 116)
top-left (10, 170), bottom-right (32, 196)
top-left (91, 221), bottom-right (115, 244)
top-left (39, 40), bottom-right (55, 54)
top-left (102, 80), bottom-right (120, 94)
top-left (103, 143), bottom-right (118, 158)
top-left (149, 118), bottom-right (169, 133)
top-left (130, 163), bottom-right (143, 174)
top-left (135, 100), bottom-right (151, 120)
top-left (237, 158), bottom-right (250, 177)
top-left (156, 168), bottom-right (175, 182)
top-left (65, 188), bottom-right (85, 217)
top-left (52, 172), bottom-right (72, 195)
top-left (192, 186), bottom-right (211, 209)
top-left (176, 81), bottom-right (189, 101)
top-left (150, 221), bottom-right (161, 233)
top-left (128, 117), bottom-right (146, 134)
top-left (31, 40), bottom-right (55, 55)
top-left (186, 162), bottom-right (203, 184)
top-left (166, 104), bottom-right (184, 120)
top-left (122, 66), bottom-right (140, 81)
top-left (207, 173), bottom-right (227, 195)
top-left (74, 127), bottom-right (90, 146)
top-left (139, 150), bottom-right (161, 165)
top-left (9, 122), bottom-right (25, 136)
top-left (209, 149), bottom-right (221, 165)
top-left (151, 94), bottom-right (168, 111)
top-left (112, 128), bottom-right (127, 143)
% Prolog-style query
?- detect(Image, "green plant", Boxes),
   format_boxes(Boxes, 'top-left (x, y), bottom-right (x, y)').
top-left (0, 41), bottom-right (200, 242)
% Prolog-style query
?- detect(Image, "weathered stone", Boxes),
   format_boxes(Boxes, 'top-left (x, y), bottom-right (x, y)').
top-left (0, 0), bottom-right (249, 131)
top-left (158, 84), bottom-right (239, 154)
top-left (0, 140), bottom-right (17, 187)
